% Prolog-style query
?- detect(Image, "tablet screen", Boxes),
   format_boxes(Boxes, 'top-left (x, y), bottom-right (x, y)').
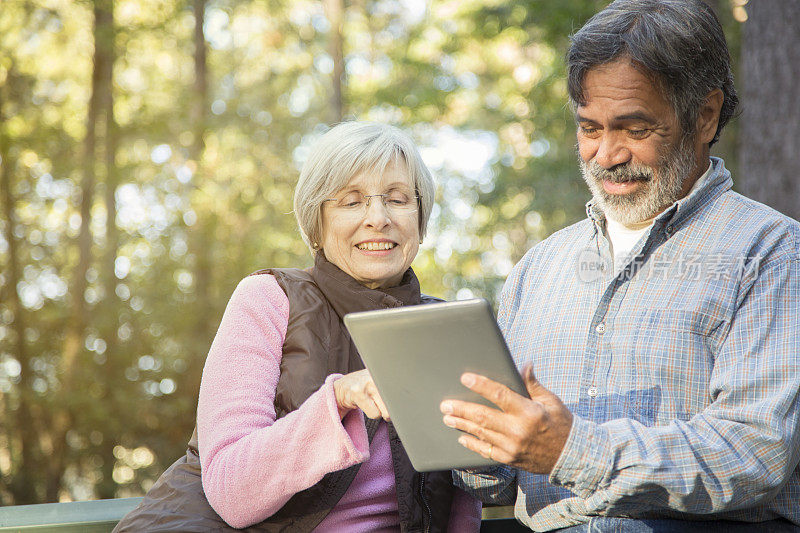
top-left (344, 299), bottom-right (526, 471)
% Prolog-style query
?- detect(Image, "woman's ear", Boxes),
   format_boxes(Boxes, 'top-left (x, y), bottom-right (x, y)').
top-left (697, 88), bottom-right (724, 145)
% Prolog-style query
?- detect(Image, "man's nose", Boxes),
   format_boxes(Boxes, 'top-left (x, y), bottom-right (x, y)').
top-left (594, 133), bottom-right (632, 169)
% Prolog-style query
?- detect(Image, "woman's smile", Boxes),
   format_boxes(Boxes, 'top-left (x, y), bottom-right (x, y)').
top-left (355, 240), bottom-right (398, 251)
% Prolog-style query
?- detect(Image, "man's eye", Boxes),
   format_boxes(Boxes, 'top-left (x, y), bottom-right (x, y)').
top-left (628, 129), bottom-right (649, 138)
top-left (579, 126), bottom-right (598, 136)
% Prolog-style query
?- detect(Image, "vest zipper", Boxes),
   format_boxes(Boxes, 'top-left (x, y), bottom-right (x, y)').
top-left (419, 472), bottom-right (432, 532)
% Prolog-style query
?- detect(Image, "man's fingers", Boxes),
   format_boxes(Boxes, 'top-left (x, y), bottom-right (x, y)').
top-left (456, 434), bottom-right (514, 464)
top-left (440, 399), bottom-right (507, 433)
top-left (442, 412), bottom-right (510, 447)
top-left (456, 434), bottom-right (493, 460)
top-left (460, 372), bottom-right (526, 411)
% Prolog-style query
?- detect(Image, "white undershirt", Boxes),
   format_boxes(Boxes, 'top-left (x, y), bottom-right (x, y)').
top-left (605, 161), bottom-right (713, 270)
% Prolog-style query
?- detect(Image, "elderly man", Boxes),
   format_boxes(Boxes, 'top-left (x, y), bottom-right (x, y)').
top-left (441, 0), bottom-right (800, 531)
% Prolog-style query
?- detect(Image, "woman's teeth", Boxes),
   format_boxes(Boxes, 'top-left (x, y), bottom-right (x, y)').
top-left (357, 242), bottom-right (396, 251)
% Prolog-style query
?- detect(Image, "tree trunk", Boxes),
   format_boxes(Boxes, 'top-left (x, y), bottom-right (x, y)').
top-left (96, 0), bottom-right (119, 499)
top-left (738, 1), bottom-right (800, 220)
top-left (323, 0), bottom-right (345, 123)
top-left (50, 0), bottom-right (112, 502)
top-left (187, 0), bottom-right (214, 399)
top-left (191, 0), bottom-right (208, 163)
top-left (0, 65), bottom-right (40, 505)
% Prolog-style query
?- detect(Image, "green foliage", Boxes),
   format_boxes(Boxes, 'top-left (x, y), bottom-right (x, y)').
top-left (0, 0), bottom-right (743, 503)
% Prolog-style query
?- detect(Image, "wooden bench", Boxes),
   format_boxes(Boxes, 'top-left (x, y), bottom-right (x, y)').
top-left (0, 499), bottom-right (527, 532)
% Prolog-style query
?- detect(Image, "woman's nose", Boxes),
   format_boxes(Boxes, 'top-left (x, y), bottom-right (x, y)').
top-left (363, 197), bottom-right (391, 228)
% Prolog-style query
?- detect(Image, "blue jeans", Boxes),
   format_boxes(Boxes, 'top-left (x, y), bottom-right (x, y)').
top-left (555, 518), bottom-right (800, 532)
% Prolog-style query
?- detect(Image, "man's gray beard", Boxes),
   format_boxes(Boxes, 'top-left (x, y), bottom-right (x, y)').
top-left (579, 140), bottom-right (697, 225)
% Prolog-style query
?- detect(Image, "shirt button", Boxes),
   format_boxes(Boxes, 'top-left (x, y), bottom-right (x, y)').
top-left (587, 387), bottom-right (598, 397)
top-left (595, 322), bottom-right (606, 334)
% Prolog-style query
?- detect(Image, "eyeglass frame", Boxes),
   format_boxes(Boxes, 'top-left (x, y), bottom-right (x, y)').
top-left (321, 190), bottom-right (421, 216)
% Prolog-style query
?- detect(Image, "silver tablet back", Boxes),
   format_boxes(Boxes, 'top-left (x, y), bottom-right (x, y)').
top-left (343, 298), bottom-right (527, 471)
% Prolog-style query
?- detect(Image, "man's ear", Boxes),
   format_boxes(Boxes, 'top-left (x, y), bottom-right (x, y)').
top-left (697, 88), bottom-right (724, 145)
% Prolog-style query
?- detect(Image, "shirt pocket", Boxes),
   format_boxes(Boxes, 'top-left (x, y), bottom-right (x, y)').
top-left (619, 309), bottom-right (726, 424)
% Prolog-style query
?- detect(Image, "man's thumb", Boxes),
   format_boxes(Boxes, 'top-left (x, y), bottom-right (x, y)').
top-left (522, 364), bottom-right (544, 398)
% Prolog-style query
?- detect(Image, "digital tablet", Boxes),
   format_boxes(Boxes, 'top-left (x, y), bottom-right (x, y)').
top-left (343, 298), bottom-right (527, 471)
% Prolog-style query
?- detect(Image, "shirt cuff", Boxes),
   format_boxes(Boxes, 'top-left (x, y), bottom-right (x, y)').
top-left (548, 414), bottom-right (613, 498)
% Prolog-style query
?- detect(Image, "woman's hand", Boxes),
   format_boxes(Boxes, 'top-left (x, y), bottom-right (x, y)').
top-left (333, 369), bottom-right (391, 420)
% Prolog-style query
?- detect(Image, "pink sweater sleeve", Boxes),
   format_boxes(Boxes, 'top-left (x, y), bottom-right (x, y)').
top-left (196, 274), bottom-right (371, 529)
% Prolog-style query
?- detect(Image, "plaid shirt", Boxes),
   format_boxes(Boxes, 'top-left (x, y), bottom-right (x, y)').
top-left (455, 158), bottom-right (800, 531)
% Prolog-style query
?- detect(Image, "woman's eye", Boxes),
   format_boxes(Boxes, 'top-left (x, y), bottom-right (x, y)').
top-left (386, 196), bottom-right (408, 206)
top-left (337, 195), bottom-right (363, 208)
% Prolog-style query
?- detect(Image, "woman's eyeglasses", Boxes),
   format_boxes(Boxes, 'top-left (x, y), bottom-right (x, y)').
top-left (322, 190), bottom-right (419, 217)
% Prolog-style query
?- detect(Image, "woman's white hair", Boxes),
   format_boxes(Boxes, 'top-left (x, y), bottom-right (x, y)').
top-left (293, 121), bottom-right (435, 252)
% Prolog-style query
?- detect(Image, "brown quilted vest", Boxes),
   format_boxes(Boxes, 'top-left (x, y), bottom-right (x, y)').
top-left (114, 252), bottom-right (455, 532)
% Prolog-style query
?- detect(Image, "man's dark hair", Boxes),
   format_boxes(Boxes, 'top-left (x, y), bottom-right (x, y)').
top-left (567, 0), bottom-right (738, 146)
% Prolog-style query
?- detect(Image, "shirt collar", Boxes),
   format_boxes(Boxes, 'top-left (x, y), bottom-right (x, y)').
top-left (585, 157), bottom-right (733, 235)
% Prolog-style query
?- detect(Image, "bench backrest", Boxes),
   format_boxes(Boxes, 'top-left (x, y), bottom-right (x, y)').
top-left (0, 497), bottom-right (143, 532)
top-left (0, 499), bottom-right (527, 532)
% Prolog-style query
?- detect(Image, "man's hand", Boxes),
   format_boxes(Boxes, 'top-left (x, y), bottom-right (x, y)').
top-left (440, 365), bottom-right (573, 474)
top-left (333, 369), bottom-right (391, 420)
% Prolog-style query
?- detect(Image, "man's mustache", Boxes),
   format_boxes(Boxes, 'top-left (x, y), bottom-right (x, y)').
top-left (584, 161), bottom-right (654, 183)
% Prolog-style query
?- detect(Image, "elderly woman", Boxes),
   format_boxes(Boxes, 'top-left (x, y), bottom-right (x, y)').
top-left (115, 122), bottom-right (481, 532)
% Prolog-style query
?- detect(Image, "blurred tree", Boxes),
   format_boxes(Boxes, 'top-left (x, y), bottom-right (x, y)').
top-left (50, 0), bottom-right (116, 502)
top-left (186, 0), bottom-right (213, 405)
top-left (95, 0), bottom-right (120, 499)
top-left (0, 63), bottom-right (39, 505)
top-left (324, 0), bottom-right (346, 122)
top-left (1, 0), bottom-right (98, 503)
top-left (738, 1), bottom-right (800, 220)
